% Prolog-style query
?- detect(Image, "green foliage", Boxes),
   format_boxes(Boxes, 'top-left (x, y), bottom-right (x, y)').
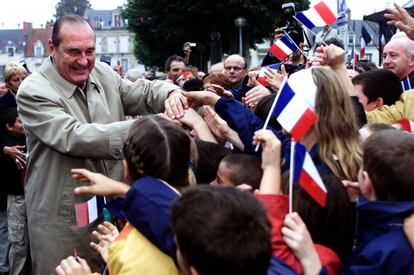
top-left (55, 0), bottom-right (91, 19)
top-left (122, 0), bottom-right (309, 70)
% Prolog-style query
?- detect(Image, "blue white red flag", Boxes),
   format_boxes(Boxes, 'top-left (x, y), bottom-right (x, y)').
top-left (272, 69), bottom-right (317, 141)
top-left (269, 34), bottom-right (300, 61)
top-left (257, 63), bottom-right (281, 87)
top-left (293, 142), bottom-right (327, 207)
top-left (401, 77), bottom-right (412, 92)
top-left (295, 1), bottom-right (336, 29)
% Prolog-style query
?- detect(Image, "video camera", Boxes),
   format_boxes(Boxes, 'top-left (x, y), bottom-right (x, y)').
top-left (279, 2), bottom-right (304, 45)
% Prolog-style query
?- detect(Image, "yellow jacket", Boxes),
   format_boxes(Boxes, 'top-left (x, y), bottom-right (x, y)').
top-left (366, 90), bottom-right (414, 124)
top-left (106, 223), bottom-right (180, 275)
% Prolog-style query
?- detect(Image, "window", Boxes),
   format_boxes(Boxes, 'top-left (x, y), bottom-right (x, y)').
top-left (107, 37), bottom-right (117, 53)
top-left (96, 37), bottom-right (102, 53)
top-left (119, 36), bottom-right (129, 53)
top-left (34, 40), bottom-right (44, 57)
top-left (6, 46), bottom-right (15, 57)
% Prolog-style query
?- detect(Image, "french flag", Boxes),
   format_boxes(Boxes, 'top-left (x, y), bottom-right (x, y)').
top-left (75, 196), bottom-right (105, 228)
top-left (257, 63), bottom-right (281, 87)
top-left (295, 1), bottom-right (336, 29)
top-left (273, 77), bottom-right (317, 141)
top-left (269, 34), bottom-right (299, 61)
top-left (293, 142), bottom-right (327, 207)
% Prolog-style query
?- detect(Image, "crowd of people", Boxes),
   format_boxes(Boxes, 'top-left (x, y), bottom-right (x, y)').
top-left (1, 2), bottom-right (414, 275)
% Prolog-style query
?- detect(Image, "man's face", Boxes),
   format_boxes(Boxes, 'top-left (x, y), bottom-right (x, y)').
top-left (383, 39), bottom-right (414, 79)
top-left (168, 60), bottom-right (185, 81)
top-left (224, 56), bottom-right (247, 86)
top-left (354, 84), bottom-right (379, 111)
top-left (50, 22), bottom-right (95, 86)
top-left (7, 116), bottom-right (25, 136)
top-left (7, 72), bottom-right (27, 93)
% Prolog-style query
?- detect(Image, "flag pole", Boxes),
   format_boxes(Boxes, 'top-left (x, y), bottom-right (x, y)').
top-left (289, 139), bottom-right (295, 214)
top-left (353, 33), bottom-right (356, 71)
top-left (292, 16), bottom-right (328, 47)
top-left (254, 77), bottom-right (288, 152)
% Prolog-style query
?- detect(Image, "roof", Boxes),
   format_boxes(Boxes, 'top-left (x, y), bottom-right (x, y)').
top-left (85, 9), bottom-right (113, 29)
top-left (24, 28), bottom-right (53, 57)
top-left (0, 29), bottom-right (25, 54)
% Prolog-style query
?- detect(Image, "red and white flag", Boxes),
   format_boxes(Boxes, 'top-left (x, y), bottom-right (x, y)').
top-left (293, 142), bottom-right (327, 207)
top-left (75, 196), bottom-right (101, 228)
top-left (399, 118), bottom-right (414, 133)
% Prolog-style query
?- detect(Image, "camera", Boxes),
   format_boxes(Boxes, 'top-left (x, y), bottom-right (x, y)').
top-left (280, 2), bottom-right (304, 45)
top-left (184, 42), bottom-right (197, 48)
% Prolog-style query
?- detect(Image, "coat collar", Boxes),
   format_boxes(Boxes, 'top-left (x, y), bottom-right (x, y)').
top-left (39, 56), bottom-right (98, 99)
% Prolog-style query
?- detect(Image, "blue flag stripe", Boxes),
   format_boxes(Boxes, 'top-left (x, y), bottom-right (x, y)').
top-left (295, 12), bottom-right (315, 29)
top-left (273, 82), bottom-right (295, 117)
top-left (281, 35), bottom-right (299, 52)
top-left (293, 143), bottom-right (306, 183)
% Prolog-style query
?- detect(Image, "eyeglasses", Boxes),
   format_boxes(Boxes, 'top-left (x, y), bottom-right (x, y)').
top-left (224, 66), bottom-right (244, 71)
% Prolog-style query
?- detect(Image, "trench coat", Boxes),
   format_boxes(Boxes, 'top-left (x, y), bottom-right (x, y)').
top-left (16, 57), bottom-right (179, 275)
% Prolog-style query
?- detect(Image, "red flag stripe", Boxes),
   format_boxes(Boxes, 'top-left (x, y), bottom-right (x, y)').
top-left (299, 170), bottom-right (327, 207)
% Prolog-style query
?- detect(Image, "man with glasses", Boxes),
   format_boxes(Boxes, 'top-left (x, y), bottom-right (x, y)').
top-left (16, 14), bottom-right (187, 275)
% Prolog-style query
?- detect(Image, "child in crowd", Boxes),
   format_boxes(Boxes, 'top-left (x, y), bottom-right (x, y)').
top-left (285, 129), bottom-right (414, 274)
top-left (56, 116), bottom-right (193, 275)
top-left (253, 129), bottom-right (350, 274)
top-left (214, 153), bottom-right (262, 190)
top-left (171, 185), bottom-right (272, 275)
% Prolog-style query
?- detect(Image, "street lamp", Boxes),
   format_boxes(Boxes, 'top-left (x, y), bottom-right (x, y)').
top-left (234, 17), bottom-right (246, 56)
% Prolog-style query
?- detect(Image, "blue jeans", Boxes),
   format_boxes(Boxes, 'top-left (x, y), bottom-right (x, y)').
top-left (0, 209), bottom-right (10, 273)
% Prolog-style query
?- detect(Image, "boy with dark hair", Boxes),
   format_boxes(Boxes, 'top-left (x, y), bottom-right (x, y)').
top-left (352, 69), bottom-right (403, 111)
top-left (171, 185), bottom-right (272, 275)
top-left (288, 129), bottom-right (414, 274)
top-left (345, 129), bottom-right (414, 273)
top-left (215, 153), bottom-right (262, 190)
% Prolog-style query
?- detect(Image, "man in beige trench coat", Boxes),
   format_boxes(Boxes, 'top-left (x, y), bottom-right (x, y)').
top-left (16, 14), bottom-right (187, 275)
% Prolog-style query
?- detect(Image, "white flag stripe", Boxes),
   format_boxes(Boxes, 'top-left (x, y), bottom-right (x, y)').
top-left (278, 94), bottom-right (310, 132)
top-left (87, 196), bottom-right (98, 223)
top-left (304, 153), bottom-right (327, 192)
top-left (288, 69), bottom-right (318, 110)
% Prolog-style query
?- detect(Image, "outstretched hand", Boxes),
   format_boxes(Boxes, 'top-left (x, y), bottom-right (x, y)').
top-left (90, 221), bottom-right (119, 263)
top-left (385, 3), bottom-right (414, 40)
top-left (55, 256), bottom-right (91, 275)
top-left (282, 212), bottom-right (322, 275)
top-left (165, 90), bottom-right (189, 119)
top-left (72, 168), bottom-right (130, 198)
top-left (313, 44), bottom-right (346, 70)
top-left (182, 90), bottom-right (221, 106)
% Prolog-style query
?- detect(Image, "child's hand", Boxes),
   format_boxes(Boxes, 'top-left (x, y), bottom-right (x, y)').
top-left (253, 129), bottom-right (281, 171)
top-left (90, 221), bottom-right (119, 263)
top-left (253, 129), bottom-right (281, 194)
top-left (55, 256), bottom-right (91, 275)
top-left (313, 44), bottom-right (346, 70)
top-left (341, 180), bottom-right (361, 203)
top-left (72, 168), bottom-right (130, 198)
top-left (282, 212), bottom-right (322, 275)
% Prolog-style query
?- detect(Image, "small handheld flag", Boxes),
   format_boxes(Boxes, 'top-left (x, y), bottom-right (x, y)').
top-left (293, 142), bottom-right (327, 207)
top-left (295, 1), bottom-right (336, 30)
top-left (257, 63), bottom-right (281, 87)
top-left (269, 34), bottom-right (300, 61)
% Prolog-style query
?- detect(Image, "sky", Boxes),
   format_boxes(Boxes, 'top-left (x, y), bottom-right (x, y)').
top-left (0, 0), bottom-right (126, 29)
top-left (0, 0), bottom-right (409, 29)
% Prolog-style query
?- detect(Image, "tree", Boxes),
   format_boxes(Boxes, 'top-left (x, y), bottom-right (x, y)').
top-left (122, 0), bottom-right (309, 71)
top-left (55, 0), bottom-right (91, 19)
